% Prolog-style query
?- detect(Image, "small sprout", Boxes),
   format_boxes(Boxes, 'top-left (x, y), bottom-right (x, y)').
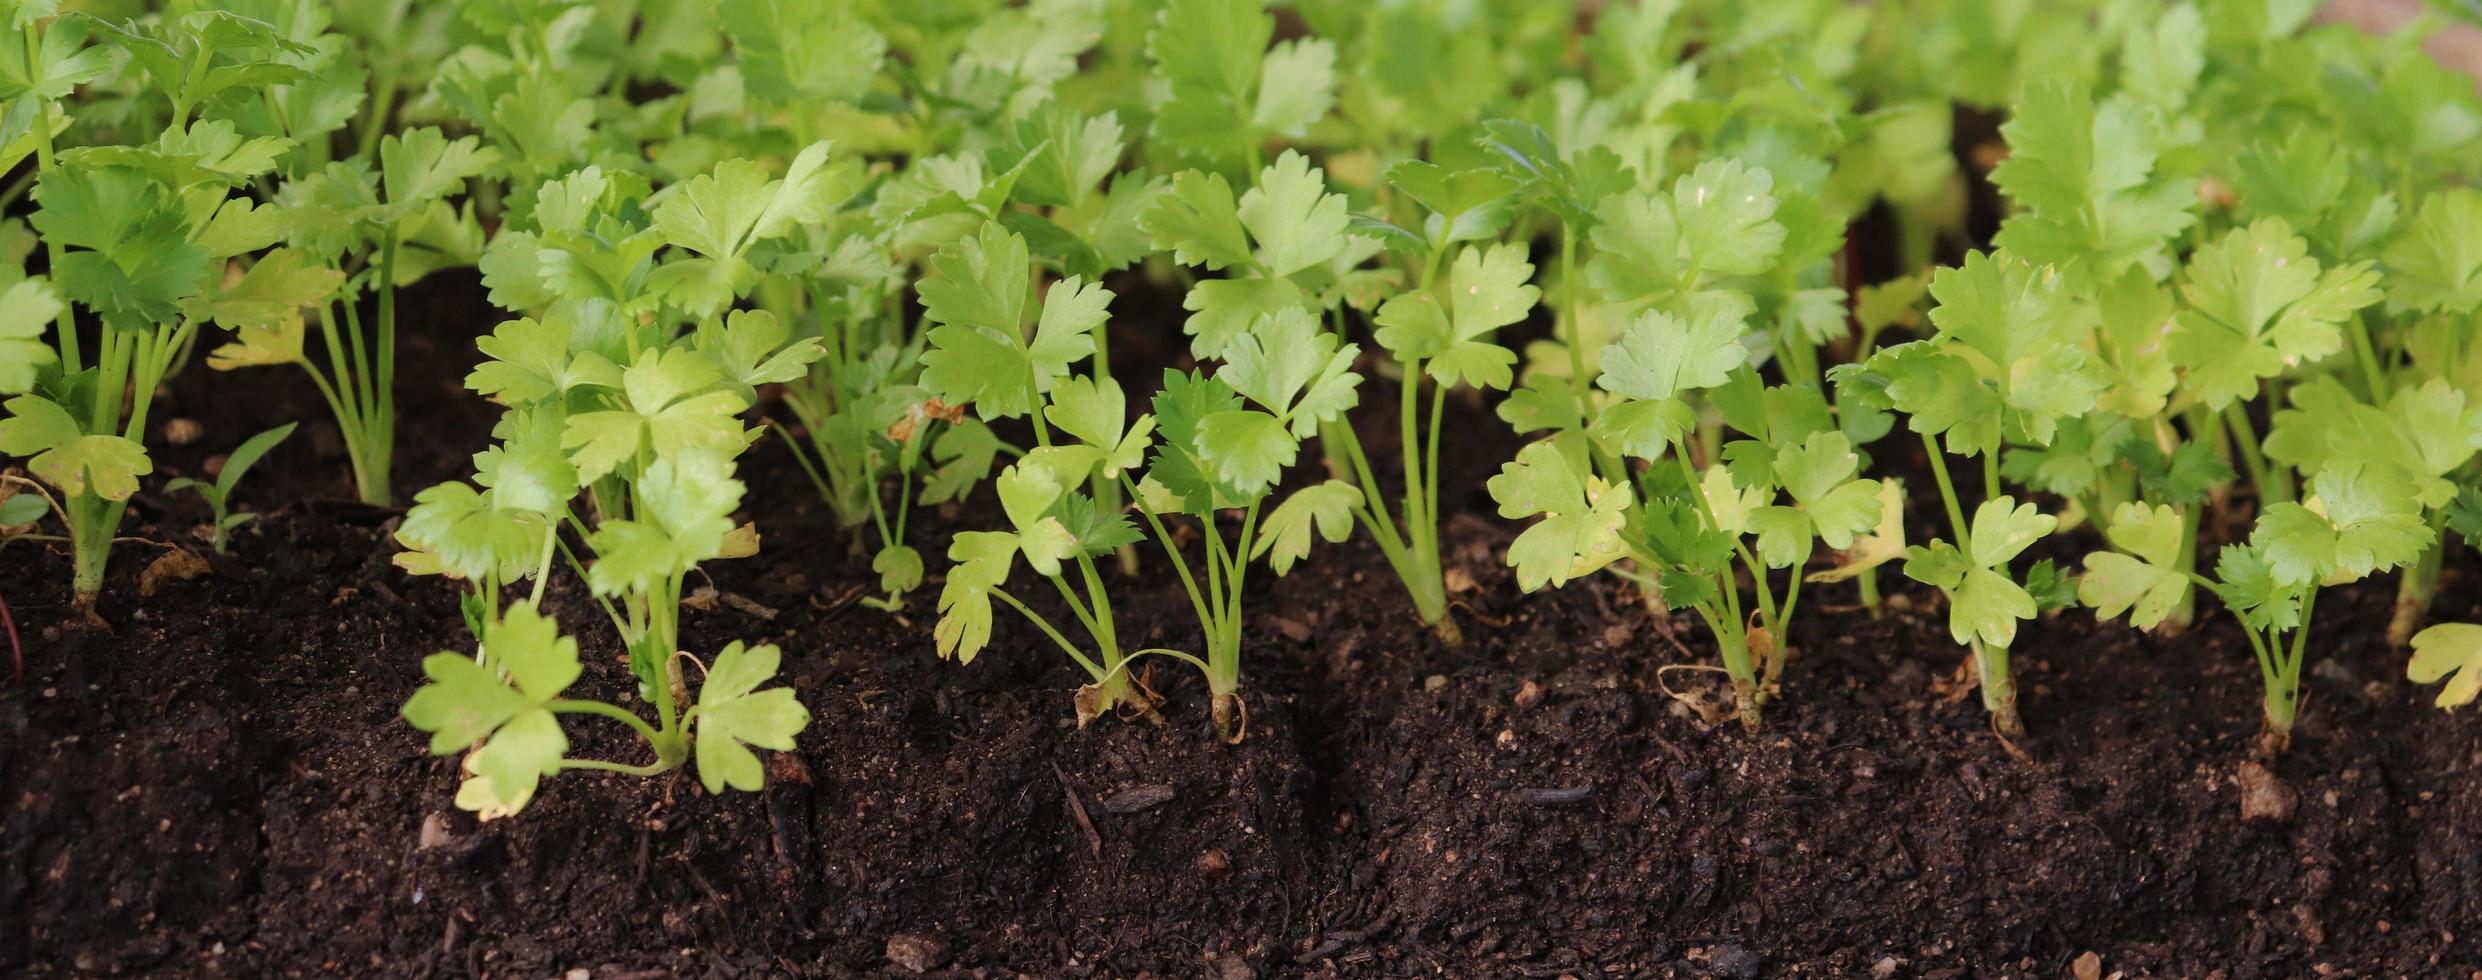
top-left (166, 422), bottom-right (296, 554)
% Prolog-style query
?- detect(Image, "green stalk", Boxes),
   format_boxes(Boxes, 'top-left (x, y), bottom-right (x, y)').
top-left (24, 25), bottom-right (75, 375)
top-left (2387, 510), bottom-right (2448, 647)
top-left (1092, 329), bottom-right (1135, 575)
top-left (2220, 400), bottom-right (2287, 504)
top-left (1558, 228), bottom-right (1587, 400)
top-left (2263, 587), bottom-right (2319, 752)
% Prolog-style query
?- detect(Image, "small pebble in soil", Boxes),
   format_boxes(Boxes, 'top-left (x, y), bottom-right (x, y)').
top-left (1514, 679), bottom-right (1544, 710)
top-left (1424, 674), bottom-right (1447, 692)
top-left (419, 812), bottom-right (452, 850)
top-left (163, 417), bottom-right (204, 445)
top-left (2072, 950), bottom-right (2102, 980)
top-left (1196, 849), bottom-right (1232, 879)
top-left (885, 932), bottom-right (951, 974)
top-left (2239, 761), bottom-right (2298, 824)
top-left (1707, 943), bottom-right (1764, 979)
top-left (1102, 784), bottom-right (1176, 814)
top-left (1870, 956), bottom-right (1901, 979)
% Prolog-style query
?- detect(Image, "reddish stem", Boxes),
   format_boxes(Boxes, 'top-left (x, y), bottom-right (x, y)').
top-left (0, 590), bottom-right (19, 689)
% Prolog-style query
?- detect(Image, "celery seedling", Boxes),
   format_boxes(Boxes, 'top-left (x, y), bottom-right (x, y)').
top-left (2209, 465), bottom-right (2428, 752)
top-left (211, 126), bottom-right (498, 505)
top-left (1834, 251), bottom-right (2106, 736)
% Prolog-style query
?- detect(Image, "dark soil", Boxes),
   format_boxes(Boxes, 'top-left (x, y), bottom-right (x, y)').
top-left (7, 273), bottom-right (2482, 979)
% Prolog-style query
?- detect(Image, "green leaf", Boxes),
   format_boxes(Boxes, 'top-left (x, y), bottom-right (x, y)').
top-left (1489, 439), bottom-right (1628, 590)
top-left (562, 350), bottom-right (748, 482)
top-left (1671, 159), bottom-right (1787, 279)
top-left (1044, 375), bottom-right (1155, 478)
top-left (584, 451), bottom-right (746, 597)
top-left (31, 165), bottom-right (206, 330)
top-left (1925, 249), bottom-right (2068, 370)
top-left (1372, 242), bottom-right (1534, 390)
top-left (1808, 479), bottom-right (1908, 584)
top-left (2079, 502), bottom-right (2191, 630)
top-left (2270, 378), bottom-right (2482, 508)
top-left (1148, 0), bottom-right (1268, 106)
top-left (1253, 480), bottom-right (1361, 575)
top-left (468, 315), bottom-right (587, 404)
top-left (1180, 275), bottom-right (1302, 360)
top-left (2383, 188), bottom-right (2482, 314)
top-left (695, 309), bottom-right (826, 392)
top-left (1252, 39), bottom-right (1336, 138)
top-left (1989, 82), bottom-right (2194, 287)
top-left (1801, 476), bottom-right (1883, 552)
top-left (2170, 219), bottom-right (2384, 409)
top-left (191, 248), bottom-right (341, 336)
top-left (720, 0), bottom-right (886, 105)
top-left (2211, 544), bottom-right (2304, 633)
top-left (1141, 169), bottom-right (1253, 271)
top-left (213, 422), bottom-right (296, 498)
top-left (1597, 294), bottom-right (1750, 402)
top-left (0, 278), bottom-right (60, 393)
top-left (1924, 250), bottom-right (2106, 445)
top-left (1145, 369), bottom-right (1245, 514)
top-left (919, 223), bottom-right (1104, 420)
top-left (1875, 343), bottom-right (2003, 457)
top-left (1587, 397), bottom-right (1695, 461)
top-left (1238, 150), bottom-right (1349, 279)
top-left (694, 641), bottom-right (809, 794)
top-left (1586, 160), bottom-right (1786, 302)
top-left (401, 601), bottom-right (582, 809)
top-left (2254, 463), bottom-right (2430, 587)
top-left (1950, 567), bottom-right (2038, 648)
top-left (921, 419), bottom-right (1002, 506)
top-left (1216, 306), bottom-right (1361, 436)
top-left (1968, 497), bottom-right (2058, 570)
top-left (995, 454), bottom-right (1085, 575)
top-left (1747, 506), bottom-right (1816, 569)
top-left (379, 127), bottom-right (498, 211)
top-left (935, 530), bottom-right (1019, 663)
top-left (2409, 623), bottom-right (2482, 710)
top-left (1195, 408), bottom-right (1294, 497)
top-left (397, 481), bottom-right (545, 582)
top-left (654, 141), bottom-right (851, 261)
top-left (402, 654), bottom-right (530, 756)
top-left (874, 544), bottom-right (924, 597)
top-left (0, 394), bottom-right (149, 500)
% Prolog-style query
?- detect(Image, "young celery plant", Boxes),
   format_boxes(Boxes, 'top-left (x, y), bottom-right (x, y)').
top-left (918, 221), bottom-right (1150, 719)
top-left (1334, 156), bottom-right (1530, 645)
top-left (397, 161), bottom-right (830, 817)
top-left (1137, 152), bottom-right (1394, 626)
top-left (1490, 297), bottom-right (1883, 732)
top-left (210, 127), bottom-right (498, 505)
top-left (2178, 464), bottom-right (2427, 753)
top-left (1143, 0), bottom-right (1338, 174)
top-left (1833, 251), bottom-right (2108, 736)
top-left (2265, 374), bottom-right (2482, 647)
top-left (1134, 307), bottom-right (1363, 740)
top-left (165, 421), bottom-right (294, 553)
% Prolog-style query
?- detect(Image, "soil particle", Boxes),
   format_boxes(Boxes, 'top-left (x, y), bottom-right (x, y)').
top-left (884, 932), bottom-right (949, 974)
top-left (2239, 761), bottom-right (2300, 824)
